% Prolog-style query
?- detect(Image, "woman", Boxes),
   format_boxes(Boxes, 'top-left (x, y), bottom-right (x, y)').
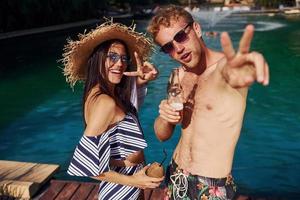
top-left (62, 22), bottom-right (162, 200)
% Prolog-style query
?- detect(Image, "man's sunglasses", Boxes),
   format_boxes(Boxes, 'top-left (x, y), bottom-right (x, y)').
top-left (160, 21), bottom-right (194, 54)
top-left (107, 52), bottom-right (130, 65)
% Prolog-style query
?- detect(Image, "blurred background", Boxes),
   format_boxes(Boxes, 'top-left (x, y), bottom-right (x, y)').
top-left (1, 0), bottom-right (300, 199)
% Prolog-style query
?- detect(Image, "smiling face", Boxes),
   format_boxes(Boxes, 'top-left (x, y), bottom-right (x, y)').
top-left (104, 42), bottom-right (129, 85)
top-left (155, 17), bottom-right (203, 69)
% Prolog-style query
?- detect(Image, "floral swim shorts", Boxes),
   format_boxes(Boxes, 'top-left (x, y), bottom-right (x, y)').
top-left (164, 160), bottom-right (237, 200)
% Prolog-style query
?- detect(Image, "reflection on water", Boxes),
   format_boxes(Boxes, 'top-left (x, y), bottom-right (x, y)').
top-left (190, 9), bottom-right (235, 28)
top-left (0, 16), bottom-right (300, 198)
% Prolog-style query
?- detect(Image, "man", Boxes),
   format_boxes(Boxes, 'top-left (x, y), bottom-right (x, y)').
top-left (147, 5), bottom-right (269, 200)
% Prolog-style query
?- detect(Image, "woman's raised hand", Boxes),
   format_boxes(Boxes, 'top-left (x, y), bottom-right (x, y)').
top-left (123, 52), bottom-right (158, 84)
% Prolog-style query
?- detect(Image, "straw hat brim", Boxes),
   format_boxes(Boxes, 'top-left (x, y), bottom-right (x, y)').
top-left (62, 21), bottom-right (153, 87)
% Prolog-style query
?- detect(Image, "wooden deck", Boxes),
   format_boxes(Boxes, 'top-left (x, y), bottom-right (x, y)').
top-left (38, 180), bottom-right (278, 200)
top-left (0, 160), bottom-right (290, 199)
top-left (0, 160), bottom-right (59, 199)
top-left (39, 180), bottom-right (99, 200)
top-left (38, 180), bottom-right (163, 200)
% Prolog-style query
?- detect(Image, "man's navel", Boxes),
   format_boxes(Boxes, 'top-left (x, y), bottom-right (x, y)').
top-left (206, 104), bottom-right (213, 110)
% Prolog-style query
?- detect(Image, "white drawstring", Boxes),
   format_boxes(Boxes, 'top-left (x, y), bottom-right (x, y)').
top-left (170, 171), bottom-right (188, 199)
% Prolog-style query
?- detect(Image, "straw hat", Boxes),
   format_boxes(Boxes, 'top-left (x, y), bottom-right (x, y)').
top-left (62, 20), bottom-right (153, 87)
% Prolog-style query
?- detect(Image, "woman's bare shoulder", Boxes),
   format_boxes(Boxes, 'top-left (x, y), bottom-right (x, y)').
top-left (84, 93), bottom-right (116, 137)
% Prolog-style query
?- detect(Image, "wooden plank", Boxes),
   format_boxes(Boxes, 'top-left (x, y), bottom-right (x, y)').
top-left (144, 188), bottom-right (164, 200)
top-left (55, 182), bottom-right (80, 200)
top-left (40, 180), bottom-right (99, 200)
top-left (0, 161), bottom-right (33, 179)
top-left (0, 180), bottom-right (38, 199)
top-left (39, 180), bottom-right (66, 200)
top-left (0, 160), bottom-right (59, 184)
top-left (144, 189), bottom-right (151, 199)
top-left (152, 188), bottom-right (164, 200)
top-left (18, 164), bottom-right (59, 183)
top-left (86, 184), bottom-right (98, 200)
top-left (0, 160), bottom-right (59, 199)
top-left (70, 183), bottom-right (96, 200)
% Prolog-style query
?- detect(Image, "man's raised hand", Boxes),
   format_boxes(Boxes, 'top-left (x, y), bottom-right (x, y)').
top-left (220, 25), bottom-right (269, 88)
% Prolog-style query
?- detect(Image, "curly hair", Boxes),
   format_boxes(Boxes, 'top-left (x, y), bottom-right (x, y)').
top-left (147, 5), bottom-right (194, 40)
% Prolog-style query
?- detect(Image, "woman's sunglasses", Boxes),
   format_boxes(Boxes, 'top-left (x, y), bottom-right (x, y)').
top-left (160, 21), bottom-right (194, 54)
top-left (107, 52), bottom-right (130, 65)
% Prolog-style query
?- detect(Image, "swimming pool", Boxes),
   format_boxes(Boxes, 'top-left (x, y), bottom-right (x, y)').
top-left (0, 15), bottom-right (300, 198)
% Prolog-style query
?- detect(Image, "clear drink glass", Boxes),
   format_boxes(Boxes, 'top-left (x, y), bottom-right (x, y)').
top-left (167, 68), bottom-right (184, 114)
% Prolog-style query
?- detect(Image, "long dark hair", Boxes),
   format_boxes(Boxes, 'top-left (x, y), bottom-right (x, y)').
top-left (83, 39), bottom-right (134, 125)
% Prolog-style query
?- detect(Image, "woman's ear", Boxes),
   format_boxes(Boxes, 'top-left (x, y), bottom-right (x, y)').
top-left (193, 22), bottom-right (202, 38)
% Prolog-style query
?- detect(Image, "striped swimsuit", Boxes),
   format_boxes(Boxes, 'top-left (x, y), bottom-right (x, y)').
top-left (67, 112), bottom-right (147, 200)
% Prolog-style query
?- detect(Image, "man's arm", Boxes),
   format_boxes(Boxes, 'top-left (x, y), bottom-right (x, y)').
top-left (154, 99), bottom-right (181, 141)
top-left (154, 116), bottom-right (176, 141)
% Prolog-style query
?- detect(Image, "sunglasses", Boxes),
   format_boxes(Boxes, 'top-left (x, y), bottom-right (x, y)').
top-left (107, 52), bottom-right (130, 65)
top-left (160, 21), bottom-right (194, 54)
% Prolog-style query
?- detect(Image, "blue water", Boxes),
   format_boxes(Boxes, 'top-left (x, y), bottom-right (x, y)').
top-left (1, 15), bottom-right (300, 198)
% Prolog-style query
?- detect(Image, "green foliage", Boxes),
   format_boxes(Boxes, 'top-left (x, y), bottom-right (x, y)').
top-left (0, 0), bottom-right (103, 32)
top-left (1, 0), bottom-right (160, 32)
top-left (1, 0), bottom-right (296, 32)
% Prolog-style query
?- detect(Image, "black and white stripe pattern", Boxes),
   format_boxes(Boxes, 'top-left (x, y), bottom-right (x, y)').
top-left (67, 113), bottom-right (147, 199)
top-left (98, 165), bottom-right (143, 200)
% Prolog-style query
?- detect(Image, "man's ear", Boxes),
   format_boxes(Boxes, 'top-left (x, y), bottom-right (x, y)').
top-left (193, 22), bottom-right (202, 38)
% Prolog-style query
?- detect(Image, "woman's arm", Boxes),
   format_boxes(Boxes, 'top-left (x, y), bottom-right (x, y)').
top-left (93, 165), bottom-right (163, 189)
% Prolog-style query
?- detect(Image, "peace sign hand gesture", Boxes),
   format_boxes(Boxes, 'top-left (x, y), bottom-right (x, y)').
top-left (220, 25), bottom-right (269, 88)
top-left (123, 52), bottom-right (158, 85)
